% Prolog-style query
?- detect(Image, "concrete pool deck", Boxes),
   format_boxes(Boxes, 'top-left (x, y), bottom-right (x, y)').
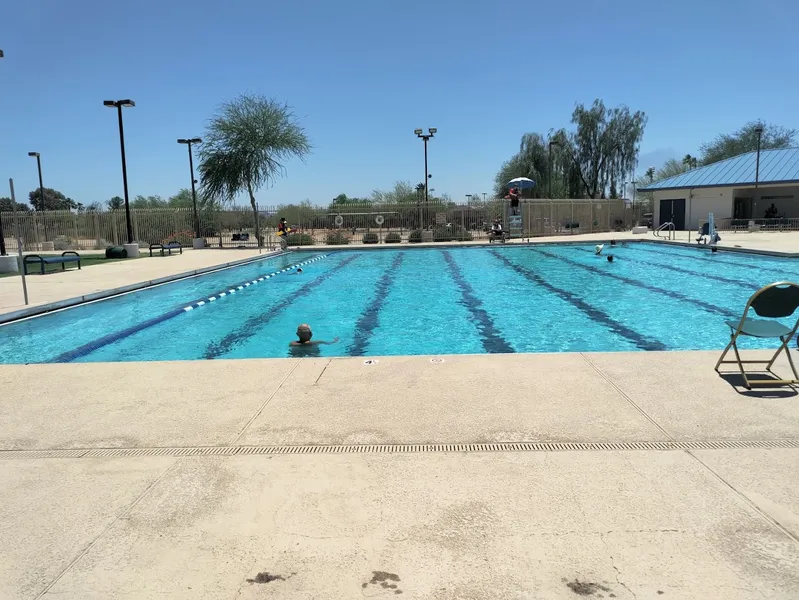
top-left (1, 352), bottom-right (798, 599)
top-left (2, 231), bottom-right (799, 598)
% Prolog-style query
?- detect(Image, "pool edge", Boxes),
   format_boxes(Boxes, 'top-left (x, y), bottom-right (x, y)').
top-left (0, 250), bottom-right (289, 325)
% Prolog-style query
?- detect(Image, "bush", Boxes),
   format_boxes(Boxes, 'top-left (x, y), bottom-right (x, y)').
top-left (362, 232), bottom-right (379, 244)
top-left (53, 235), bottom-right (73, 251)
top-left (284, 233), bottom-right (314, 246)
top-left (385, 232), bottom-right (402, 243)
top-left (408, 229), bottom-right (423, 243)
top-left (433, 225), bottom-right (473, 242)
top-left (326, 231), bottom-right (350, 245)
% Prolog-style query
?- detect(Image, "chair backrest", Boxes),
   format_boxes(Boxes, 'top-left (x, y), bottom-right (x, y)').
top-left (749, 282), bottom-right (799, 318)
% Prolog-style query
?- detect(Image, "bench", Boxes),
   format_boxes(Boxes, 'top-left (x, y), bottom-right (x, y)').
top-left (149, 242), bottom-right (183, 257)
top-left (23, 251), bottom-right (81, 275)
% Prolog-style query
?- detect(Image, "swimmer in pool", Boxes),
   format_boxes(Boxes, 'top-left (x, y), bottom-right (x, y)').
top-left (289, 324), bottom-right (339, 349)
top-left (595, 244), bottom-right (604, 255)
top-left (607, 255), bottom-right (614, 262)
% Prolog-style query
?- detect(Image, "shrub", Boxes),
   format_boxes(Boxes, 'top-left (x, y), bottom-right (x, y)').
top-left (408, 229), bottom-right (423, 243)
top-left (362, 232), bottom-right (379, 244)
top-left (285, 233), bottom-right (314, 246)
top-left (53, 236), bottom-right (73, 251)
top-left (433, 225), bottom-right (473, 242)
top-left (325, 231), bottom-right (350, 245)
top-left (385, 232), bottom-right (402, 243)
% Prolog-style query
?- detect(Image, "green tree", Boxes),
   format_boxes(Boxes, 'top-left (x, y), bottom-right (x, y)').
top-left (198, 94), bottom-right (312, 244)
top-left (29, 187), bottom-right (77, 211)
top-left (645, 166), bottom-right (656, 182)
top-left (107, 196), bottom-right (124, 211)
top-left (567, 99), bottom-right (647, 199)
top-left (0, 197), bottom-right (30, 212)
top-left (699, 121), bottom-right (796, 165)
top-left (167, 188), bottom-right (220, 210)
top-left (682, 154), bottom-right (697, 169)
top-left (131, 194), bottom-right (167, 209)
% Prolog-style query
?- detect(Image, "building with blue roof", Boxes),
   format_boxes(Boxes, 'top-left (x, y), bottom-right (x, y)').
top-left (637, 148), bottom-right (799, 230)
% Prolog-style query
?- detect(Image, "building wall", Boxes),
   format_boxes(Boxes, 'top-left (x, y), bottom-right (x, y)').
top-left (731, 185), bottom-right (799, 218)
top-left (652, 187), bottom-right (733, 230)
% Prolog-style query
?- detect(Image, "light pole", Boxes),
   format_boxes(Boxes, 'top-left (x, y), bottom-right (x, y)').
top-left (548, 139), bottom-right (560, 198)
top-left (482, 192), bottom-right (487, 202)
top-left (631, 180), bottom-right (638, 223)
top-left (104, 99), bottom-right (135, 245)
top-left (414, 128), bottom-right (436, 229)
top-left (177, 137), bottom-right (202, 240)
top-left (0, 49), bottom-right (5, 255)
top-left (754, 123), bottom-right (764, 189)
top-left (27, 152), bottom-right (47, 240)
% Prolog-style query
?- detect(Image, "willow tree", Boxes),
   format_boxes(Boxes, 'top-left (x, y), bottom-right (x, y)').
top-left (568, 99), bottom-right (647, 199)
top-left (198, 94), bottom-right (311, 244)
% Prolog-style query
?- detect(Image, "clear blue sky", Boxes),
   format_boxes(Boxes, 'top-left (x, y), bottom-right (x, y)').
top-left (1, 0), bottom-right (797, 207)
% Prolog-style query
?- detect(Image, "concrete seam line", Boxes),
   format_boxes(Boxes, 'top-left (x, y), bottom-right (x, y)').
top-left (684, 450), bottom-right (799, 545)
top-left (32, 459), bottom-right (182, 600)
top-left (228, 359), bottom-right (303, 446)
top-left (579, 353), bottom-right (675, 441)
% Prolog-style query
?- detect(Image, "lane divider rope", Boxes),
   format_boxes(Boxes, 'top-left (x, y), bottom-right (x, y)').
top-left (181, 254), bottom-right (328, 312)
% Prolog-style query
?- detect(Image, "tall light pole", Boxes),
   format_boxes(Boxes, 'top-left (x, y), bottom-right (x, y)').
top-left (482, 192), bottom-right (487, 202)
top-left (414, 128), bottom-right (436, 229)
top-left (548, 139), bottom-right (560, 198)
top-left (0, 49), bottom-right (5, 255)
top-left (27, 152), bottom-right (47, 240)
top-left (177, 137), bottom-right (202, 240)
top-left (754, 123), bottom-right (764, 189)
top-left (104, 99), bottom-right (135, 244)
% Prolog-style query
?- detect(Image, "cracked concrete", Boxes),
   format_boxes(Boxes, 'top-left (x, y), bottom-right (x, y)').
top-left (1, 351), bottom-right (798, 599)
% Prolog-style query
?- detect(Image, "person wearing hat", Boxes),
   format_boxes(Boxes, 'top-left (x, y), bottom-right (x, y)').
top-left (289, 324), bottom-right (339, 350)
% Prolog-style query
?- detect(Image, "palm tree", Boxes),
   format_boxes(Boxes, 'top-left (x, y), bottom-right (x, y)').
top-left (107, 196), bottom-right (124, 211)
top-left (198, 94), bottom-right (311, 245)
top-left (645, 166), bottom-right (656, 182)
top-left (682, 154), bottom-right (698, 170)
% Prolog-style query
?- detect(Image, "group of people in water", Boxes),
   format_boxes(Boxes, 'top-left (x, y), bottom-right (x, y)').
top-left (595, 239), bottom-right (622, 262)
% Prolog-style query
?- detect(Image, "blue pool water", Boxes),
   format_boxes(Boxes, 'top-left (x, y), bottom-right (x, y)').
top-left (2, 243), bottom-right (798, 364)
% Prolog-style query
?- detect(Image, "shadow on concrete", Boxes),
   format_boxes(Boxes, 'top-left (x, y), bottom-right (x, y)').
top-left (717, 372), bottom-right (799, 398)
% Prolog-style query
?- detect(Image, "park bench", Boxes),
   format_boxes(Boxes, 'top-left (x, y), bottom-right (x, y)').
top-left (149, 242), bottom-right (183, 257)
top-left (23, 251), bottom-right (81, 275)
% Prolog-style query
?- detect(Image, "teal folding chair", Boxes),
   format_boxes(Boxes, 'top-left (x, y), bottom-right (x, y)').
top-left (715, 281), bottom-right (799, 389)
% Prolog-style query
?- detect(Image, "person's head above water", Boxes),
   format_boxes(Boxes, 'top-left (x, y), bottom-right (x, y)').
top-left (610, 239), bottom-right (616, 246)
top-left (296, 268), bottom-right (303, 273)
top-left (296, 323), bottom-right (312, 342)
top-left (595, 244), bottom-right (604, 255)
top-left (607, 255), bottom-right (614, 262)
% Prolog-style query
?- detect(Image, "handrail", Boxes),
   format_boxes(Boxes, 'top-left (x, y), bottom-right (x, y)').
top-left (653, 222), bottom-right (676, 240)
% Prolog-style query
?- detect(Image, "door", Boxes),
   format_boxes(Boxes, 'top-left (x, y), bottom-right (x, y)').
top-left (734, 197), bottom-right (752, 219)
top-left (659, 198), bottom-right (686, 229)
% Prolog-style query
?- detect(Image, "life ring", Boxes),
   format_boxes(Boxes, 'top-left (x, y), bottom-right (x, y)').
top-left (334, 215), bottom-right (344, 227)
top-left (375, 215), bottom-right (385, 226)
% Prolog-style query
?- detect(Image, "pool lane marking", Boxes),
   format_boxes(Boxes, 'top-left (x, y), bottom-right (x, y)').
top-left (182, 255), bottom-right (329, 312)
top-left (203, 254), bottom-right (361, 359)
top-left (489, 250), bottom-right (666, 351)
top-left (529, 248), bottom-right (738, 319)
top-left (348, 253), bottom-right (405, 357)
top-left (573, 247), bottom-right (761, 291)
top-left (48, 254), bottom-right (330, 364)
top-left (442, 251), bottom-right (515, 354)
top-left (631, 244), bottom-right (796, 277)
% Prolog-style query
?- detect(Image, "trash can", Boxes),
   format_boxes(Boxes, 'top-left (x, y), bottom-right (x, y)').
top-left (105, 246), bottom-right (128, 259)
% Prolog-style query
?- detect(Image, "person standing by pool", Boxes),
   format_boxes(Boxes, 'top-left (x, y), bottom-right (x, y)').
top-left (508, 187), bottom-right (520, 216)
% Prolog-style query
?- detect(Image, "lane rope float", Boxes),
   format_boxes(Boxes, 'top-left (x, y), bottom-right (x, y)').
top-left (181, 254), bottom-right (329, 312)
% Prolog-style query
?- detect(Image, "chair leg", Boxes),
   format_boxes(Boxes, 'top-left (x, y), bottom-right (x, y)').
top-left (729, 339), bottom-right (751, 389)
top-left (781, 340), bottom-right (799, 381)
top-left (715, 337), bottom-right (734, 372)
top-left (766, 339), bottom-right (787, 371)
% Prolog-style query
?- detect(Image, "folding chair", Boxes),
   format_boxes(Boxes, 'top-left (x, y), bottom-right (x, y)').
top-left (715, 281), bottom-right (799, 389)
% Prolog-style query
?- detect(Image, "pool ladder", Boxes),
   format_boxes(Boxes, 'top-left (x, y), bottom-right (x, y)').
top-left (654, 222), bottom-right (676, 240)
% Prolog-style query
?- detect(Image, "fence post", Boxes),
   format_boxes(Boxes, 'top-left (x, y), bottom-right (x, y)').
top-left (112, 212), bottom-right (119, 245)
top-left (73, 213), bottom-right (80, 249)
top-left (133, 211), bottom-right (139, 243)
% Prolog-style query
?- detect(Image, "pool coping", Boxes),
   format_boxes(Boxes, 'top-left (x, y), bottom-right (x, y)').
top-left (0, 250), bottom-right (289, 325)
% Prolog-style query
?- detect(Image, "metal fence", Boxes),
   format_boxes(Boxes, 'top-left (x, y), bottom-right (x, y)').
top-left (0, 199), bottom-right (629, 252)
top-left (707, 217), bottom-right (799, 233)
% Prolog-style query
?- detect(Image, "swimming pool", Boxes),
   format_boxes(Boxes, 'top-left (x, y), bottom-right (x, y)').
top-left (1, 243), bottom-right (797, 363)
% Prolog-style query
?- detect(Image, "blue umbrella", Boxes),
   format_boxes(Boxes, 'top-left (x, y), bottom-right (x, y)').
top-left (507, 177), bottom-right (535, 190)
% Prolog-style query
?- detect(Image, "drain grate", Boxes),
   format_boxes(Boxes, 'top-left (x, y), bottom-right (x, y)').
top-left (1, 439), bottom-right (798, 460)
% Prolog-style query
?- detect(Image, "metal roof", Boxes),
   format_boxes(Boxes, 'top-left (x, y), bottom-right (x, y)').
top-left (638, 148), bottom-right (799, 191)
